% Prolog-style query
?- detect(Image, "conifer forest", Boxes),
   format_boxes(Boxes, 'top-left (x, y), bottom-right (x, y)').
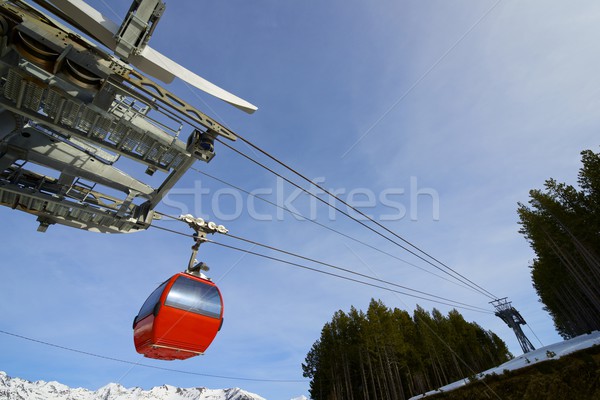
top-left (302, 300), bottom-right (511, 400)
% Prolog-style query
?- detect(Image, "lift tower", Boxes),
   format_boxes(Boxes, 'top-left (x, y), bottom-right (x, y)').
top-left (491, 298), bottom-right (536, 353)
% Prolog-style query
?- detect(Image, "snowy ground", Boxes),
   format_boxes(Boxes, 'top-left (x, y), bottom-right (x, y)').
top-left (409, 331), bottom-right (600, 399)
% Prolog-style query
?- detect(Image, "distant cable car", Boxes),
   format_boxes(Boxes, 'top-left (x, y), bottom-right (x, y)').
top-left (133, 268), bottom-right (224, 360)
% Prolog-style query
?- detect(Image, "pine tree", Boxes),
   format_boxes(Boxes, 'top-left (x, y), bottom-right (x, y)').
top-left (518, 149), bottom-right (600, 338)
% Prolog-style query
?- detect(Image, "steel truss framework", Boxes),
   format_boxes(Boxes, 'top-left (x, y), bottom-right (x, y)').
top-left (491, 298), bottom-right (536, 354)
top-left (0, 0), bottom-right (239, 233)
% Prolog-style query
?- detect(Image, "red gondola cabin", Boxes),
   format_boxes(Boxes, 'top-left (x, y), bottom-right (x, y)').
top-left (133, 272), bottom-right (224, 360)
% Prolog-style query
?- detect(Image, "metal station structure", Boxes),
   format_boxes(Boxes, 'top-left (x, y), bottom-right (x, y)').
top-left (0, 0), bottom-right (256, 233)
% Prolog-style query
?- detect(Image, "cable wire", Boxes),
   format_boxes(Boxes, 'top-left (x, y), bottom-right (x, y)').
top-left (224, 231), bottom-right (492, 313)
top-left (0, 329), bottom-right (306, 383)
top-left (215, 138), bottom-right (497, 300)
top-left (151, 216), bottom-right (491, 312)
top-left (527, 324), bottom-right (545, 348)
top-left (187, 168), bottom-right (482, 295)
top-left (149, 223), bottom-right (493, 314)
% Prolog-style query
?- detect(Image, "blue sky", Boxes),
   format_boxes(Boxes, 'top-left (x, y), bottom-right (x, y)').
top-left (2, 1), bottom-right (600, 399)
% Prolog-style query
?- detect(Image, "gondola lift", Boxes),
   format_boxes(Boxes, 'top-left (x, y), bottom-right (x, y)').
top-left (0, 0), bottom-right (259, 362)
top-left (133, 215), bottom-right (227, 360)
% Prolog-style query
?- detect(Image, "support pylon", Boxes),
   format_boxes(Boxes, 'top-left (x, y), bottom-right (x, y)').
top-left (491, 298), bottom-right (536, 353)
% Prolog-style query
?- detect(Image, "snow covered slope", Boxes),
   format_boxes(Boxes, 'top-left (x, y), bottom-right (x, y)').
top-left (410, 331), bottom-right (600, 399)
top-left (0, 371), bottom-right (266, 400)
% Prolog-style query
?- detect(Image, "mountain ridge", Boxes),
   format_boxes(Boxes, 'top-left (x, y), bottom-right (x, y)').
top-left (0, 371), bottom-right (266, 400)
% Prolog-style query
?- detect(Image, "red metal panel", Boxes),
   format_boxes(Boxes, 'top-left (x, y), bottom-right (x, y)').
top-left (133, 273), bottom-right (223, 360)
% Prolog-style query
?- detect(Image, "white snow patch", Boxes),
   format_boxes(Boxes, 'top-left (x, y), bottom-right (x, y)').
top-left (409, 330), bottom-right (600, 399)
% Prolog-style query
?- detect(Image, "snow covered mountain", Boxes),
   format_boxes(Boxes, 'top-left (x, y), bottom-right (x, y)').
top-left (0, 371), bottom-right (266, 400)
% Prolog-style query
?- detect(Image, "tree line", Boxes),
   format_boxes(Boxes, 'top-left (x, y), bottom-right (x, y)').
top-left (518, 149), bottom-right (600, 338)
top-left (302, 300), bottom-right (511, 400)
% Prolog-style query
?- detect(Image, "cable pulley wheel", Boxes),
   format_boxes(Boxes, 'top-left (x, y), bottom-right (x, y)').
top-left (62, 59), bottom-right (102, 89)
top-left (13, 30), bottom-right (59, 69)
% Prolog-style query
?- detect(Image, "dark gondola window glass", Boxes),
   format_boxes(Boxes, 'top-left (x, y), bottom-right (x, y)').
top-left (165, 276), bottom-right (222, 319)
top-left (137, 281), bottom-right (168, 320)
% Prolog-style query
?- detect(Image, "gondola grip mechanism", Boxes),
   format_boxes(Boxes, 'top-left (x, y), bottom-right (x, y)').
top-left (179, 214), bottom-right (228, 274)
